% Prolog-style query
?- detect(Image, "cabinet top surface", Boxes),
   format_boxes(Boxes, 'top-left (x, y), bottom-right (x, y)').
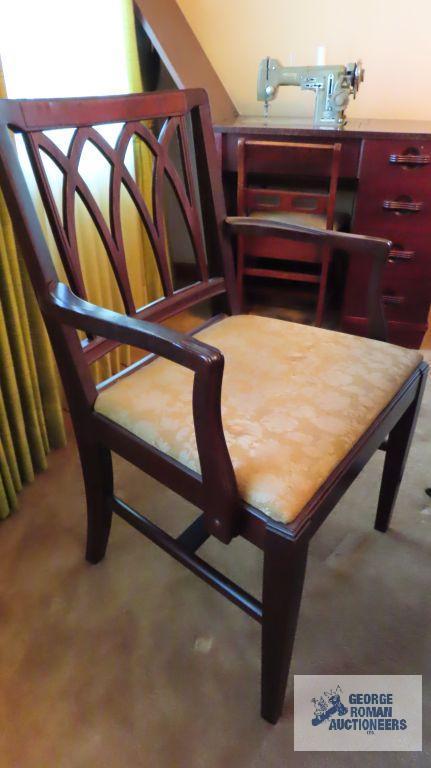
top-left (214, 115), bottom-right (431, 140)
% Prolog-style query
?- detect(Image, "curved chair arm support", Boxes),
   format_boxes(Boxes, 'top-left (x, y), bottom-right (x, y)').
top-left (48, 282), bottom-right (239, 543)
top-left (225, 216), bottom-right (390, 342)
top-left (48, 282), bottom-right (222, 371)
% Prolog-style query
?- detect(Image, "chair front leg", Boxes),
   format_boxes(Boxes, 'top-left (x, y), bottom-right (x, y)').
top-left (315, 245), bottom-right (330, 327)
top-left (375, 368), bottom-right (427, 532)
top-left (79, 441), bottom-right (114, 564)
top-left (236, 234), bottom-right (246, 312)
top-left (261, 525), bottom-right (309, 724)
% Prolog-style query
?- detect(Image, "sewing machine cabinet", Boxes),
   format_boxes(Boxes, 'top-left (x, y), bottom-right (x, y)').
top-left (215, 117), bottom-right (431, 348)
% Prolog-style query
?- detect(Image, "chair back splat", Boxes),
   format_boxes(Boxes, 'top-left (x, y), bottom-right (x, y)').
top-left (0, 90), bottom-right (238, 350)
top-left (0, 89), bottom-right (239, 543)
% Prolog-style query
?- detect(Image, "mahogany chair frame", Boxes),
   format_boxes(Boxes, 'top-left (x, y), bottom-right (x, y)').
top-left (0, 89), bottom-right (427, 724)
top-left (236, 139), bottom-right (342, 325)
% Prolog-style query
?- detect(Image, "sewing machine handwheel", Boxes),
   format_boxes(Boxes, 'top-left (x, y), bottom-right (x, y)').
top-left (352, 61), bottom-right (364, 98)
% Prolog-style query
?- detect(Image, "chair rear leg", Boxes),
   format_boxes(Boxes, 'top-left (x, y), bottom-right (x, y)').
top-left (315, 248), bottom-right (330, 327)
top-left (80, 442), bottom-right (113, 563)
top-left (236, 235), bottom-right (245, 312)
top-left (261, 527), bottom-right (309, 724)
top-left (375, 371), bottom-right (427, 532)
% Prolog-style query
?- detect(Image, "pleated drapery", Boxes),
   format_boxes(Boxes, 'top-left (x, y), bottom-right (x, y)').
top-left (0, 2), bottom-right (165, 518)
top-left (0, 69), bottom-right (66, 518)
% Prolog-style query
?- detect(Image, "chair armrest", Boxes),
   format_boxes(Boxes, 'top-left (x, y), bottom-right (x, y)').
top-left (48, 282), bottom-right (222, 372)
top-left (47, 282), bottom-right (239, 544)
top-left (225, 216), bottom-right (391, 261)
top-left (225, 216), bottom-right (390, 341)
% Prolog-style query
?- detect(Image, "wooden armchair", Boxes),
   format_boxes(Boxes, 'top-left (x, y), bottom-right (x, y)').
top-left (236, 139), bottom-right (344, 324)
top-left (0, 89), bottom-right (427, 724)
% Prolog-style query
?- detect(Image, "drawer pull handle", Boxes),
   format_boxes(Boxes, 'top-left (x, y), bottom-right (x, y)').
top-left (382, 294), bottom-right (405, 305)
top-left (388, 248), bottom-right (415, 263)
top-left (382, 199), bottom-right (423, 212)
top-left (389, 153), bottom-right (430, 165)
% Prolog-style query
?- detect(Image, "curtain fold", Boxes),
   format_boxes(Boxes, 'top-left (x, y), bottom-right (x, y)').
top-left (0, 71), bottom-right (66, 520)
top-left (0, 2), bottom-right (162, 519)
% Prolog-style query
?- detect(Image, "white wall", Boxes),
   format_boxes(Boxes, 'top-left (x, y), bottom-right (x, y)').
top-left (177, 0), bottom-right (431, 120)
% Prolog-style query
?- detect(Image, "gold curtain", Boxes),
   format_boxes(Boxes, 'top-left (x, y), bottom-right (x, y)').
top-left (0, 4), bottom-right (162, 518)
top-left (0, 71), bottom-right (66, 520)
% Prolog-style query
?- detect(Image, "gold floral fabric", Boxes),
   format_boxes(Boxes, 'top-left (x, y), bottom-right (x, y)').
top-left (95, 315), bottom-right (422, 523)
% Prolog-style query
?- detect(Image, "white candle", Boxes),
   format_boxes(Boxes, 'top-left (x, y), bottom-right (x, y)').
top-left (316, 45), bottom-right (326, 66)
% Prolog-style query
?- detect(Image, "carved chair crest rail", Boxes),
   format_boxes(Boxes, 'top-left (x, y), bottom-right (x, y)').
top-left (0, 88), bottom-right (426, 724)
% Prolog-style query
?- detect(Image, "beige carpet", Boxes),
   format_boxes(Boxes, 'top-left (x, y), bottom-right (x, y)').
top-left (0, 358), bottom-right (430, 767)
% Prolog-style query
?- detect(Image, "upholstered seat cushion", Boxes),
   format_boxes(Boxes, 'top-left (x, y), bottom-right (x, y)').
top-left (95, 315), bottom-right (422, 524)
top-left (250, 209), bottom-right (348, 231)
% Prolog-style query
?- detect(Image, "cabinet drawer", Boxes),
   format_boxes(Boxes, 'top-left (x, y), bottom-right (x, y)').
top-left (359, 139), bottom-right (431, 183)
top-left (354, 203), bottom-right (431, 244)
top-left (384, 246), bottom-right (431, 280)
top-left (354, 187), bottom-right (431, 235)
top-left (343, 263), bottom-right (431, 324)
top-left (380, 273), bottom-right (430, 323)
top-left (359, 174), bottom-right (431, 207)
top-left (353, 139), bottom-right (431, 236)
top-left (342, 316), bottom-right (427, 349)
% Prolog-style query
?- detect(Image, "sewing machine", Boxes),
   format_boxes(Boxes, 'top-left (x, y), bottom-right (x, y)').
top-left (257, 58), bottom-right (364, 127)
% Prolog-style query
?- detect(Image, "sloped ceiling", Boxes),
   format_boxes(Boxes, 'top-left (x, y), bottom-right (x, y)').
top-left (133, 0), bottom-right (237, 122)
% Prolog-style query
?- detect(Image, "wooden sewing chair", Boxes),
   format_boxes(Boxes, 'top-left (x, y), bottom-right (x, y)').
top-left (236, 139), bottom-right (345, 324)
top-left (0, 90), bottom-right (427, 724)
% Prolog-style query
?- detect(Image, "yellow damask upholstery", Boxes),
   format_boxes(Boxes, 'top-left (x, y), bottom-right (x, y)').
top-left (95, 315), bottom-right (422, 524)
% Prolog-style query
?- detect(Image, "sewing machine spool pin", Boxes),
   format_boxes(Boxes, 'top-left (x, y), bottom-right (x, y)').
top-left (257, 57), bottom-right (364, 128)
